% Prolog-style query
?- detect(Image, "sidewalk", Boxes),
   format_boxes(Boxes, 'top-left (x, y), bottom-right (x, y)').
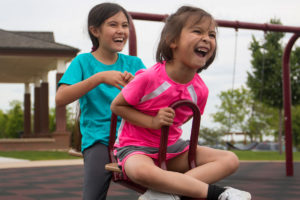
top-left (0, 156), bottom-right (83, 169)
top-left (0, 156), bottom-right (29, 163)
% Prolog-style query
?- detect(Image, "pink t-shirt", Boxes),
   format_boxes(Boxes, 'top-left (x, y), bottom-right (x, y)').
top-left (117, 62), bottom-right (209, 148)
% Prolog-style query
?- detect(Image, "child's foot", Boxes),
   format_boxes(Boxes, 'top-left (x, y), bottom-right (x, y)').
top-left (138, 189), bottom-right (180, 200)
top-left (218, 187), bottom-right (251, 200)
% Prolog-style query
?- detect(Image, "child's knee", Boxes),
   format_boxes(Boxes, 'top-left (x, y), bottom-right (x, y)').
top-left (126, 165), bottom-right (154, 185)
top-left (225, 151), bottom-right (239, 172)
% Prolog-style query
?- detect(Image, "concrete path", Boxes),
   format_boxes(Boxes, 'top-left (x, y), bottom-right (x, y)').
top-left (0, 156), bottom-right (83, 169)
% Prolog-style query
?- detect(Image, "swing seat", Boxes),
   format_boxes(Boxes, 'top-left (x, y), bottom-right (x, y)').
top-left (105, 100), bottom-right (206, 200)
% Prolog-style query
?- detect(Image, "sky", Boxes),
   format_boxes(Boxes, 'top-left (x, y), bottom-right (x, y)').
top-left (1, 0), bottom-right (300, 138)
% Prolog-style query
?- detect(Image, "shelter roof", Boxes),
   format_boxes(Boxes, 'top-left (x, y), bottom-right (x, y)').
top-left (0, 29), bottom-right (79, 52)
top-left (0, 29), bottom-right (80, 83)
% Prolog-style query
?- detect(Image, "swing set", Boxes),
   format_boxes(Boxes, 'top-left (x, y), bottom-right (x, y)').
top-left (104, 12), bottom-right (300, 199)
top-left (125, 11), bottom-right (300, 178)
top-left (70, 11), bottom-right (300, 200)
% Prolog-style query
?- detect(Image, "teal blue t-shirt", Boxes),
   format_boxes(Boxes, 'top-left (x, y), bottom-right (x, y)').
top-left (58, 53), bottom-right (146, 152)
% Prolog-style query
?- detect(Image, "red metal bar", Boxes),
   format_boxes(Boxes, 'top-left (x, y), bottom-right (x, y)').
top-left (129, 11), bottom-right (168, 22)
top-left (158, 100), bottom-right (201, 170)
top-left (216, 20), bottom-right (300, 33)
top-left (159, 126), bottom-right (169, 170)
top-left (282, 33), bottom-right (299, 176)
top-left (128, 15), bottom-right (137, 56)
top-left (108, 113), bottom-right (118, 164)
top-left (129, 12), bottom-right (300, 33)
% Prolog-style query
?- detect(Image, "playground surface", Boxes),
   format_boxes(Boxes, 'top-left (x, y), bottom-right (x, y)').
top-left (0, 158), bottom-right (299, 200)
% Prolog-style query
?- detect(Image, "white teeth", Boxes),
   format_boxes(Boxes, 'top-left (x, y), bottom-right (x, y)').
top-left (114, 38), bottom-right (123, 42)
top-left (196, 47), bottom-right (208, 52)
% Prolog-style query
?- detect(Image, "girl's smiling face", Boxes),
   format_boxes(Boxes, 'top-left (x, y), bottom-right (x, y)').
top-left (92, 11), bottom-right (129, 53)
top-left (171, 16), bottom-right (216, 71)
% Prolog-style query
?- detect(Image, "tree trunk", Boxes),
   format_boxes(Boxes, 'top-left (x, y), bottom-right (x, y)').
top-left (278, 108), bottom-right (283, 154)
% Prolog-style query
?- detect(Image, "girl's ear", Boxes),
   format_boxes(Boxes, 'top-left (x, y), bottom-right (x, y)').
top-left (170, 40), bottom-right (177, 49)
top-left (89, 26), bottom-right (100, 37)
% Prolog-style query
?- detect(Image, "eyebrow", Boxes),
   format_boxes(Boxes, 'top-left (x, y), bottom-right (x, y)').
top-left (107, 20), bottom-right (128, 24)
top-left (190, 25), bottom-right (216, 33)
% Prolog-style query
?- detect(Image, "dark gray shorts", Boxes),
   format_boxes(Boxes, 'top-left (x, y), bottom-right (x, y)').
top-left (115, 139), bottom-right (190, 167)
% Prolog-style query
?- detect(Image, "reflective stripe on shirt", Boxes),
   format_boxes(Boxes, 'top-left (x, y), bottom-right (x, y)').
top-left (140, 81), bottom-right (171, 103)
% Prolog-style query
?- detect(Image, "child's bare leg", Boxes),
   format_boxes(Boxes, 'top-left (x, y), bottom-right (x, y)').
top-left (167, 146), bottom-right (239, 183)
top-left (124, 154), bottom-right (208, 198)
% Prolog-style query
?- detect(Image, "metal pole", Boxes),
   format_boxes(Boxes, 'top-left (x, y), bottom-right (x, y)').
top-left (128, 16), bottom-right (137, 56)
top-left (282, 33), bottom-right (299, 176)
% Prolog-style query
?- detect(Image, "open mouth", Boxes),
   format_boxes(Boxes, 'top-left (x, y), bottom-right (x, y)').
top-left (194, 47), bottom-right (208, 57)
top-left (113, 37), bottom-right (124, 43)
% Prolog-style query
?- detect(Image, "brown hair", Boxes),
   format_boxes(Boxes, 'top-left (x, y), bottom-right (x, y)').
top-left (156, 6), bottom-right (217, 73)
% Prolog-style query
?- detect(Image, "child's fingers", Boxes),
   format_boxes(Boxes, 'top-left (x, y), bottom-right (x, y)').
top-left (162, 116), bottom-right (174, 125)
top-left (123, 71), bottom-right (133, 83)
top-left (113, 75), bottom-right (127, 90)
top-left (113, 83), bottom-right (122, 90)
top-left (161, 107), bottom-right (175, 118)
top-left (114, 72), bottom-right (126, 87)
top-left (116, 79), bottom-right (127, 88)
top-left (157, 108), bottom-right (175, 126)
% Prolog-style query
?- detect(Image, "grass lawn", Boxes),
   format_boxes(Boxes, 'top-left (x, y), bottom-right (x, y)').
top-left (232, 150), bottom-right (300, 161)
top-left (0, 150), bottom-right (80, 161)
top-left (0, 150), bottom-right (299, 161)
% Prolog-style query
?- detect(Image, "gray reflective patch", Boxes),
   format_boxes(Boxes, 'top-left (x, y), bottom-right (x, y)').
top-left (187, 84), bottom-right (197, 103)
top-left (140, 81), bottom-right (171, 103)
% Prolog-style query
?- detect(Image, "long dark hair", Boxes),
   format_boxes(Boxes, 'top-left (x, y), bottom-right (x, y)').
top-left (156, 6), bottom-right (217, 73)
top-left (88, 3), bottom-right (130, 52)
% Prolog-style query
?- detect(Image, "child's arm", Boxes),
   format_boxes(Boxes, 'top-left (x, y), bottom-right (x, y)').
top-left (111, 93), bottom-right (175, 129)
top-left (56, 71), bottom-right (127, 107)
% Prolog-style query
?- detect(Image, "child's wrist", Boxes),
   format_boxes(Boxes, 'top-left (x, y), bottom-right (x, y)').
top-left (96, 72), bottom-right (106, 84)
top-left (150, 117), bottom-right (156, 129)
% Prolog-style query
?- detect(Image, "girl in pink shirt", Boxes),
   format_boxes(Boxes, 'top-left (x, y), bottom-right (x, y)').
top-left (111, 5), bottom-right (251, 200)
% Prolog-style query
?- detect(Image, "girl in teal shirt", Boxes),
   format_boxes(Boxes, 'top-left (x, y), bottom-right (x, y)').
top-left (56, 3), bottom-right (145, 199)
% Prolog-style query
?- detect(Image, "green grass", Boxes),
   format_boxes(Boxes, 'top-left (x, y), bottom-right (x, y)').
top-left (232, 150), bottom-right (300, 161)
top-left (0, 150), bottom-right (299, 161)
top-left (0, 151), bottom-right (80, 161)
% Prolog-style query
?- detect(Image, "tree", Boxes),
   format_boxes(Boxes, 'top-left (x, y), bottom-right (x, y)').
top-left (199, 126), bottom-right (224, 147)
top-left (4, 100), bottom-right (24, 138)
top-left (0, 100), bottom-right (78, 139)
top-left (246, 100), bottom-right (278, 142)
top-left (0, 109), bottom-right (7, 138)
top-left (292, 105), bottom-right (300, 150)
top-left (290, 47), bottom-right (300, 103)
top-left (49, 107), bottom-right (56, 132)
top-left (212, 87), bottom-right (251, 139)
top-left (290, 47), bottom-right (300, 150)
top-left (246, 18), bottom-right (300, 152)
top-left (212, 87), bottom-right (277, 142)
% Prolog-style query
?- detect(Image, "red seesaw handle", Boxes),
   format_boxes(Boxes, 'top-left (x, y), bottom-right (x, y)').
top-left (158, 100), bottom-right (201, 170)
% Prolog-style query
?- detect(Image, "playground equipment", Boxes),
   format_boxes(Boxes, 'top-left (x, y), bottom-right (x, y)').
top-left (226, 142), bottom-right (258, 151)
top-left (69, 10), bottom-right (300, 183)
top-left (127, 11), bottom-right (300, 176)
top-left (105, 99), bottom-right (206, 200)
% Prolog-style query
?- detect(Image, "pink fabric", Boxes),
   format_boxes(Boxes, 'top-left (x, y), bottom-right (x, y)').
top-left (117, 62), bottom-right (209, 148)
